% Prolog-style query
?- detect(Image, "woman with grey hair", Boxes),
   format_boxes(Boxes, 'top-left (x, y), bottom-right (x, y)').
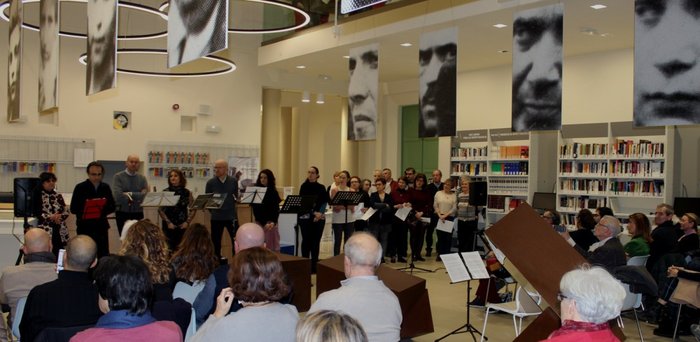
top-left (296, 310), bottom-right (368, 342)
top-left (543, 265), bottom-right (625, 341)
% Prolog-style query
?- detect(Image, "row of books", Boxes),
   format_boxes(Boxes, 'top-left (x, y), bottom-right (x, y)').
top-left (559, 179), bottom-right (607, 193)
top-left (488, 179), bottom-right (529, 193)
top-left (493, 145), bottom-right (529, 159)
top-left (609, 180), bottom-right (664, 196)
top-left (560, 161), bottom-right (608, 175)
top-left (612, 139), bottom-right (664, 158)
top-left (609, 160), bottom-right (664, 178)
top-left (487, 195), bottom-right (525, 212)
top-left (148, 166), bottom-right (211, 178)
top-left (559, 143), bottom-right (608, 159)
top-left (451, 146), bottom-right (488, 158)
top-left (558, 196), bottom-right (608, 210)
top-left (451, 162), bottom-right (487, 175)
top-left (148, 151), bottom-right (211, 165)
top-left (491, 162), bottom-right (528, 175)
top-left (0, 161), bottom-right (56, 173)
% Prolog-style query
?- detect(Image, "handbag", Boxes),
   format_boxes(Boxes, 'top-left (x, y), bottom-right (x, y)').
top-left (670, 278), bottom-right (700, 308)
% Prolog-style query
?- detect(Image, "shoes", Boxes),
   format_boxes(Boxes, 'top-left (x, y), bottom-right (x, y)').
top-left (397, 257), bottom-right (407, 263)
top-left (390, 257), bottom-right (397, 263)
top-left (691, 324), bottom-right (700, 341)
top-left (436, 255), bottom-right (442, 262)
top-left (654, 327), bottom-right (692, 337)
top-left (426, 250), bottom-right (432, 257)
top-left (468, 298), bottom-right (485, 308)
top-left (414, 256), bottom-right (426, 261)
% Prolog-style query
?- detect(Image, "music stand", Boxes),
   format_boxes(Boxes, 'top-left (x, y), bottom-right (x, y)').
top-left (190, 194), bottom-right (213, 210)
top-left (397, 213), bottom-right (435, 274)
top-left (329, 191), bottom-right (364, 228)
top-left (141, 192), bottom-right (180, 207)
top-left (281, 195), bottom-right (316, 256)
top-left (436, 252), bottom-right (490, 342)
top-left (240, 186), bottom-right (267, 204)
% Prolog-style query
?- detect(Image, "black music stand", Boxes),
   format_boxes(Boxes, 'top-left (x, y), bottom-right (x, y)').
top-left (281, 195), bottom-right (316, 256)
top-left (398, 215), bottom-right (435, 274)
top-left (329, 191), bottom-right (364, 227)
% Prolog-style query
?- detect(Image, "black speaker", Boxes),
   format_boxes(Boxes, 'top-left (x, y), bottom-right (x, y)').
top-left (14, 177), bottom-right (41, 217)
top-left (469, 181), bottom-right (487, 206)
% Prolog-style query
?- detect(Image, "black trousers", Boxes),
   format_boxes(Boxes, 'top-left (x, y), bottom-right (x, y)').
top-left (457, 219), bottom-right (478, 252)
top-left (409, 220), bottom-right (426, 258)
top-left (388, 218), bottom-right (408, 258)
top-left (162, 220), bottom-right (186, 252)
top-left (425, 213), bottom-right (438, 253)
top-left (332, 222), bottom-right (354, 256)
top-left (300, 217), bottom-right (325, 272)
top-left (436, 216), bottom-right (455, 256)
top-left (116, 211), bottom-right (144, 236)
top-left (211, 219), bottom-right (237, 259)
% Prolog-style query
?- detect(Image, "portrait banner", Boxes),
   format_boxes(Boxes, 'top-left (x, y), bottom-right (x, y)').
top-left (86, 0), bottom-right (118, 95)
top-left (168, 0), bottom-right (229, 68)
top-left (419, 27), bottom-right (457, 138)
top-left (511, 3), bottom-right (563, 132)
top-left (7, 0), bottom-right (22, 122)
top-left (347, 43), bottom-right (379, 141)
top-left (39, 0), bottom-right (59, 112)
top-left (633, 0), bottom-right (700, 126)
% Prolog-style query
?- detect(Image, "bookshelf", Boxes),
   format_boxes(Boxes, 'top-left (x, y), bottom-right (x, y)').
top-left (450, 129), bottom-right (488, 180)
top-left (557, 122), bottom-right (674, 227)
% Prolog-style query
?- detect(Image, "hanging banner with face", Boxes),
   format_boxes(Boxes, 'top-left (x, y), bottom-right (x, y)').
top-left (7, 0), bottom-right (22, 122)
top-left (511, 3), bottom-right (563, 132)
top-left (39, 0), bottom-right (59, 112)
top-left (419, 27), bottom-right (457, 138)
top-left (634, 0), bottom-right (700, 126)
top-left (86, 0), bottom-right (118, 95)
top-left (347, 43), bottom-right (379, 141)
top-left (167, 0), bottom-right (229, 68)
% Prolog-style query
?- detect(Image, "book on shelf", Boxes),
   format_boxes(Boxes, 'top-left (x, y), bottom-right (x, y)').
top-left (497, 145), bottom-right (529, 159)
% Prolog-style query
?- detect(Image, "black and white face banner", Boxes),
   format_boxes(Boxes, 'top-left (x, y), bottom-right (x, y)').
top-left (419, 27), bottom-right (457, 138)
top-left (347, 43), bottom-right (379, 141)
top-left (634, 0), bottom-right (700, 126)
top-left (86, 0), bottom-right (117, 95)
top-left (167, 0), bottom-right (229, 68)
top-left (39, 0), bottom-right (59, 111)
top-left (511, 3), bottom-right (563, 132)
top-left (8, 0), bottom-right (22, 121)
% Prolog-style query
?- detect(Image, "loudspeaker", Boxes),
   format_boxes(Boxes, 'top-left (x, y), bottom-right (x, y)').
top-left (14, 177), bottom-right (41, 217)
top-left (469, 181), bottom-right (487, 206)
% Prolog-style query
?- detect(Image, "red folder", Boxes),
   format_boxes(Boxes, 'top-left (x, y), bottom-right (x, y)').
top-left (82, 198), bottom-right (107, 220)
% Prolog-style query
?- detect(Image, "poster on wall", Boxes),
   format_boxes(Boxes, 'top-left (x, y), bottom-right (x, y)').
top-left (347, 43), bottom-right (379, 141)
top-left (39, 0), bottom-right (59, 112)
top-left (511, 3), bottom-right (563, 132)
top-left (86, 0), bottom-right (117, 95)
top-left (7, 0), bottom-right (22, 122)
top-left (228, 156), bottom-right (258, 195)
top-left (419, 27), bottom-right (457, 138)
top-left (633, 0), bottom-right (700, 126)
top-left (167, 0), bottom-right (229, 68)
top-left (113, 111), bottom-right (131, 130)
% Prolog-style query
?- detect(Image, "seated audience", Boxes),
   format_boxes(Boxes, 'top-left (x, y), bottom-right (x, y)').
top-left (676, 213), bottom-right (699, 255)
top-left (625, 213), bottom-right (652, 258)
top-left (295, 309), bottom-right (368, 342)
top-left (648, 203), bottom-right (681, 272)
top-left (561, 215), bottom-right (626, 271)
top-left (543, 265), bottom-right (625, 341)
top-left (594, 207), bottom-right (614, 223)
top-left (20, 235), bottom-right (101, 342)
top-left (654, 262), bottom-right (700, 337)
top-left (569, 209), bottom-right (598, 252)
top-left (70, 255), bottom-right (182, 342)
top-left (191, 247), bottom-right (297, 341)
top-left (171, 223), bottom-right (218, 284)
top-left (0, 228), bottom-right (57, 330)
top-left (308, 232), bottom-right (402, 342)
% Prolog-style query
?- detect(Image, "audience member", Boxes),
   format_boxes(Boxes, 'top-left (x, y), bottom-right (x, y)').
top-left (542, 266), bottom-right (625, 341)
top-left (561, 215), bottom-right (626, 271)
top-left (191, 247), bottom-right (297, 342)
top-left (112, 155), bottom-right (149, 236)
top-left (675, 213), bottom-right (699, 255)
top-left (594, 207), bottom-right (614, 223)
top-left (120, 220), bottom-right (174, 300)
top-left (295, 310), bottom-right (368, 342)
top-left (569, 209), bottom-right (598, 252)
top-left (648, 203), bottom-right (681, 272)
top-left (0, 229), bottom-right (57, 330)
top-left (308, 232), bottom-right (402, 342)
top-left (625, 213), bottom-right (652, 258)
top-left (70, 255), bottom-right (182, 342)
top-left (20, 235), bottom-right (101, 342)
top-left (171, 223), bottom-right (218, 284)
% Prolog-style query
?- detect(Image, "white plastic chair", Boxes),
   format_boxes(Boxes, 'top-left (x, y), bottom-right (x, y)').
top-left (618, 283), bottom-right (644, 341)
top-left (12, 297), bottom-right (27, 340)
top-left (480, 286), bottom-right (542, 342)
top-left (172, 281), bottom-right (206, 341)
top-left (627, 255), bottom-right (649, 267)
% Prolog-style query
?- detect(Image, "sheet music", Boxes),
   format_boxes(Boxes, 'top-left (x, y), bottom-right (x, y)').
top-left (436, 219), bottom-right (454, 233)
top-left (484, 235), bottom-right (507, 264)
top-left (394, 207), bottom-right (412, 221)
top-left (161, 193), bottom-right (180, 206)
top-left (353, 203), bottom-right (365, 220)
top-left (420, 217), bottom-right (431, 224)
top-left (461, 252), bottom-right (490, 279)
top-left (441, 253), bottom-right (471, 283)
top-left (361, 208), bottom-right (377, 221)
top-left (141, 193), bottom-right (163, 207)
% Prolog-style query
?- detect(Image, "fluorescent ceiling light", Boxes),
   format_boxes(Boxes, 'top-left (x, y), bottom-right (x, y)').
top-left (590, 4), bottom-right (607, 10)
top-left (493, 24), bottom-right (508, 28)
top-left (400, 42), bottom-right (412, 47)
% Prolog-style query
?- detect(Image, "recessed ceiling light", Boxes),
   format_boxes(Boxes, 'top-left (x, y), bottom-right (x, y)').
top-left (400, 42), bottom-right (412, 47)
top-left (599, 32), bottom-right (611, 37)
top-left (493, 24), bottom-right (508, 29)
top-left (296, 65), bottom-right (306, 69)
top-left (498, 50), bottom-right (509, 54)
top-left (342, 55), bottom-right (350, 59)
top-left (590, 4), bottom-right (607, 10)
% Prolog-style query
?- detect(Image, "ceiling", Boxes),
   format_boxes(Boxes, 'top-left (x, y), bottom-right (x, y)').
top-left (259, 0), bottom-right (635, 87)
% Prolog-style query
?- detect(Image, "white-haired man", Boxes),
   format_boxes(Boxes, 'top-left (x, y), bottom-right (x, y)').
top-left (309, 232), bottom-right (402, 342)
top-left (561, 215), bottom-right (626, 271)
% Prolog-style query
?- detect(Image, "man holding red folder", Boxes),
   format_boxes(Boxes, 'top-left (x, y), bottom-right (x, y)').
top-left (70, 161), bottom-right (116, 258)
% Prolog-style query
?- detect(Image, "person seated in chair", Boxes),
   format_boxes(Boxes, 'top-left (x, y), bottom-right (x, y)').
top-left (560, 215), bottom-right (626, 272)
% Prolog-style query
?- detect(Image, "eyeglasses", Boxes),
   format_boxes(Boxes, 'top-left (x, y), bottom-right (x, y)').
top-left (89, 173), bottom-right (102, 176)
top-left (557, 293), bottom-right (568, 301)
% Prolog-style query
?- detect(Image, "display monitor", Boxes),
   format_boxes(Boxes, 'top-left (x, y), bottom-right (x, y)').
top-left (674, 197), bottom-right (700, 217)
top-left (531, 192), bottom-right (556, 212)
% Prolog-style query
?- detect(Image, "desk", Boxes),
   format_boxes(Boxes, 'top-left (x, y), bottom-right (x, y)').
top-left (316, 255), bottom-right (434, 339)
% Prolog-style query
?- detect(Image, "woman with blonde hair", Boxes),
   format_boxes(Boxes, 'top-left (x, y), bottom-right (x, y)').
top-left (296, 310), bottom-right (367, 342)
top-left (120, 219), bottom-right (174, 299)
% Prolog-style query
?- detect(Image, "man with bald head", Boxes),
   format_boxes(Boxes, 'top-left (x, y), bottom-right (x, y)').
top-left (309, 232), bottom-right (402, 342)
top-left (0, 229), bottom-right (58, 330)
top-left (206, 159), bottom-right (239, 260)
top-left (21, 235), bottom-right (101, 342)
top-left (112, 154), bottom-right (149, 235)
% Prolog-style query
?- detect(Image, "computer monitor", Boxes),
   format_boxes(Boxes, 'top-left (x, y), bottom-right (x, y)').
top-left (531, 192), bottom-right (556, 212)
top-left (674, 197), bottom-right (700, 217)
top-left (14, 177), bottom-right (41, 217)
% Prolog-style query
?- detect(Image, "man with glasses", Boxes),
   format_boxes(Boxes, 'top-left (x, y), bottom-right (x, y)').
top-left (206, 159), bottom-right (239, 260)
top-left (560, 215), bottom-right (626, 271)
top-left (648, 203), bottom-right (681, 271)
top-left (70, 161), bottom-right (116, 258)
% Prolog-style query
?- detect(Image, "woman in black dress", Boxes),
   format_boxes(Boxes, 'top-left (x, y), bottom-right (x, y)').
top-left (158, 169), bottom-right (194, 251)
